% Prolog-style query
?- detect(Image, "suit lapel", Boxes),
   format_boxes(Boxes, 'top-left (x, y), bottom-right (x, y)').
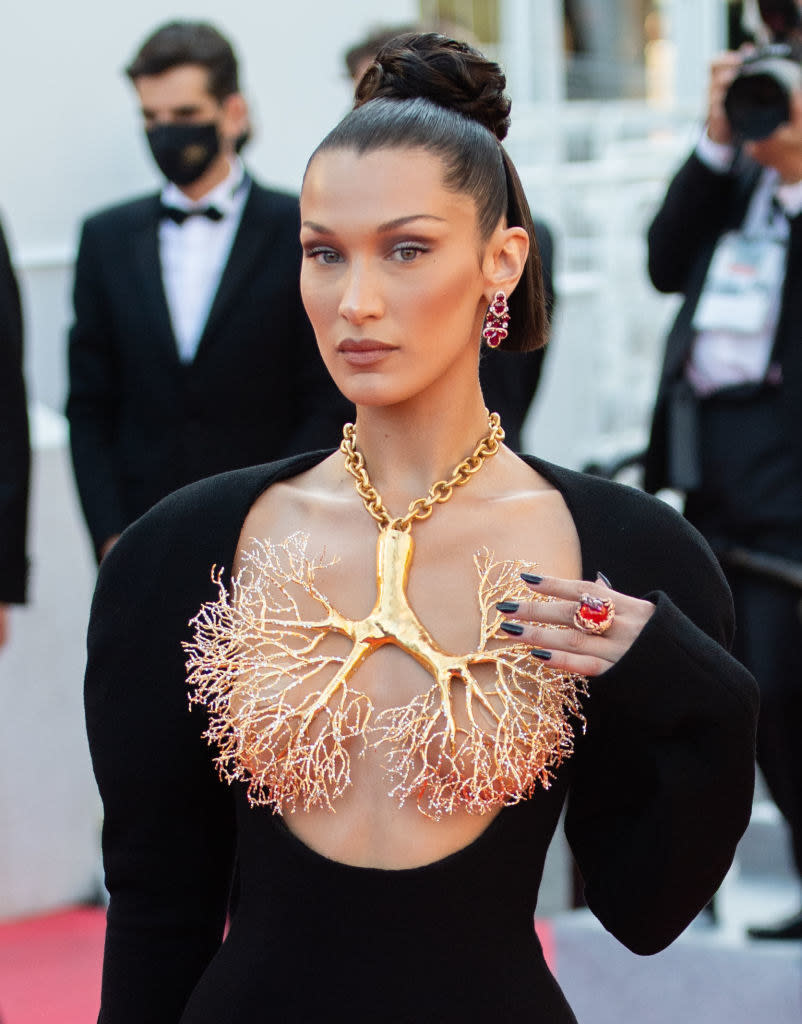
top-left (194, 184), bottom-right (277, 360)
top-left (132, 196), bottom-right (180, 364)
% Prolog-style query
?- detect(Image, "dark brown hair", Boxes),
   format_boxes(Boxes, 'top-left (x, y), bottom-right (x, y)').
top-left (125, 21), bottom-right (239, 102)
top-left (311, 33), bottom-right (545, 353)
top-left (344, 24), bottom-right (417, 80)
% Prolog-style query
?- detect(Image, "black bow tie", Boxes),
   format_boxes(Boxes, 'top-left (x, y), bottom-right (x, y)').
top-left (159, 203), bottom-right (224, 225)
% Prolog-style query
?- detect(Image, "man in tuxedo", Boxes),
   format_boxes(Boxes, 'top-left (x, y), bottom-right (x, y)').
top-left (645, 45), bottom-right (802, 939)
top-left (0, 218), bottom-right (29, 646)
top-left (67, 21), bottom-right (350, 562)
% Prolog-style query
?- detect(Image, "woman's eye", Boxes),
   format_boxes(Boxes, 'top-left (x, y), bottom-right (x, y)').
top-left (391, 245), bottom-right (426, 262)
top-left (305, 248), bottom-right (342, 265)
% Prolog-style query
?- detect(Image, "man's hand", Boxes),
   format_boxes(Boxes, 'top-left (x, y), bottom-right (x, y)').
top-left (708, 51), bottom-right (744, 145)
top-left (746, 90), bottom-right (802, 183)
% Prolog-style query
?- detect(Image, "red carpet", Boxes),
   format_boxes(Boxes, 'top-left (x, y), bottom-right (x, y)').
top-left (536, 919), bottom-right (556, 972)
top-left (0, 907), bottom-right (553, 1022)
top-left (0, 907), bottom-right (104, 1024)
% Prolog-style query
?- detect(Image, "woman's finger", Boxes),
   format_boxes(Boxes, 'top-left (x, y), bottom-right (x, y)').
top-left (518, 572), bottom-right (631, 607)
top-left (500, 620), bottom-right (628, 661)
top-left (495, 596), bottom-right (578, 628)
top-left (518, 574), bottom-right (654, 630)
top-left (530, 644), bottom-right (614, 678)
top-left (496, 573), bottom-right (656, 666)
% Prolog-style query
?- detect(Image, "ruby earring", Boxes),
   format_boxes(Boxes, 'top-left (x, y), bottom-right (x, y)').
top-left (482, 291), bottom-right (509, 349)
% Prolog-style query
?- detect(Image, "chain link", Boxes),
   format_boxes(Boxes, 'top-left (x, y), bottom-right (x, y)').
top-left (340, 413), bottom-right (505, 532)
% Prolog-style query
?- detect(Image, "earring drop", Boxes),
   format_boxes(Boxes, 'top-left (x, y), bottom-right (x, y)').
top-left (482, 291), bottom-right (510, 349)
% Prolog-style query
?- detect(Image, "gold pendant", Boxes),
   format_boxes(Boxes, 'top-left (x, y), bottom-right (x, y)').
top-left (186, 529), bottom-right (587, 819)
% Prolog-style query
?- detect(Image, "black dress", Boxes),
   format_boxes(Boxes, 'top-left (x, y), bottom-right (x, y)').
top-left (84, 452), bottom-right (758, 1023)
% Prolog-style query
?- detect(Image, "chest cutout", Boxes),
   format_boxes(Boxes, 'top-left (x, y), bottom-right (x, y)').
top-left (186, 528), bottom-right (587, 820)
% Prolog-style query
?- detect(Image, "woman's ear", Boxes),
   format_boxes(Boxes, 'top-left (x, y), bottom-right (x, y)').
top-left (482, 224), bottom-right (530, 302)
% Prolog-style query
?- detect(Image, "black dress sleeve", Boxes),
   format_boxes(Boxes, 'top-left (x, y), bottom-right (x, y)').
top-left (564, 528), bottom-right (758, 955)
top-left (84, 499), bottom-right (237, 1022)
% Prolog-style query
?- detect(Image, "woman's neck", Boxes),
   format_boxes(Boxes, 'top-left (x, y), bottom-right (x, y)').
top-left (349, 388), bottom-right (493, 513)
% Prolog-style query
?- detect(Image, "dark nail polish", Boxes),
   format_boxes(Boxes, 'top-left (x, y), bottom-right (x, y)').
top-left (500, 621), bottom-right (525, 636)
top-left (530, 648), bottom-right (552, 660)
top-left (496, 601), bottom-right (519, 613)
top-left (521, 572), bottom-right (543, 585)
top-left (596, 571), bottom-right (612, 588)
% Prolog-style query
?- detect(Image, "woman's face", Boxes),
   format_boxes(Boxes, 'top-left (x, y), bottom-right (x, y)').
top-left (299, 146), bottom-right (491, 409)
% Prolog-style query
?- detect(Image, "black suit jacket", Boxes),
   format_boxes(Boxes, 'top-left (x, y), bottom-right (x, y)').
top-left (479, 219), bottom-right (555, 452)
top-left (67, 179), bottom-right (352, 557)
top-left (0, 219), bottom-right (30, 603)
top-left (644, 151), bottom-right (802, 494)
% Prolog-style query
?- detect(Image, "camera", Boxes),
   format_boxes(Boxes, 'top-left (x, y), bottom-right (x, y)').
top-left (724, 0), bottom-right (802, 140)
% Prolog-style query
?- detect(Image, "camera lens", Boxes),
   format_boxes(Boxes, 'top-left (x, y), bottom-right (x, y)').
top-left (725, 71), bottom-right (792, 140)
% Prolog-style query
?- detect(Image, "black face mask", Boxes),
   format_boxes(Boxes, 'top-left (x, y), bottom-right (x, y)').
top-left (146, 122), bottom-right (221, 186)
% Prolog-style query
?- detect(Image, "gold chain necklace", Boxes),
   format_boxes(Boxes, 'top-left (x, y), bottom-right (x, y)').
top-left (188, 409), bottom-right (587, 820)
top-left (340, 412), bottom-right (505, 531)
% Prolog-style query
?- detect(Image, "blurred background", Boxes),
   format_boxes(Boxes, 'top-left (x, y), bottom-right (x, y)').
top-left (0, 0), bottom-right (790, 928)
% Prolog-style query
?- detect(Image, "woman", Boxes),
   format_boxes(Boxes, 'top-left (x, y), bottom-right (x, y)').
top-left (85, 34), bottom-right (758, 1023)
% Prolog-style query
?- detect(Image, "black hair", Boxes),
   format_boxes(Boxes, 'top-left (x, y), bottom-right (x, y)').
top-left (125, 21), bottom-right (239, 102)
top-left (310, 33), bottom-right (545, 353)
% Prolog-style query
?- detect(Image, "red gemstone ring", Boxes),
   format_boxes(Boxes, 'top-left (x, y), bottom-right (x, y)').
top-left (573, 593), bottom-right (615, 635)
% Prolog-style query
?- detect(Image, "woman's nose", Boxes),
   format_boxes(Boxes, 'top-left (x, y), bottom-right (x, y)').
top-left (338, 264), bottom-right (384, 324)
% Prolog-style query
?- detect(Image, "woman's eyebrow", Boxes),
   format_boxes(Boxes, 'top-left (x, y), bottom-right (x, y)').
top-left (301, 215), bottom-right (446, 235)
top-left (376, 215), bottom-right (446, 232)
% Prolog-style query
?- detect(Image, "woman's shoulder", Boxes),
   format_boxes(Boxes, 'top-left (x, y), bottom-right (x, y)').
top-left (527, 456), bottom-right (704, 547)
top-left (525, 456), bottom-right (732, 641)
top-left (97, 453), bottom-right (331, 596)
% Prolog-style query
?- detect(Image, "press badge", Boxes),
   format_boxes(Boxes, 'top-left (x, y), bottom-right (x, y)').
top-left (693, 232), bottom-right (787, 334)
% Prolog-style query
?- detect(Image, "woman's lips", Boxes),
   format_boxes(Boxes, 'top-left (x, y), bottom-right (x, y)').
top-left (337, 339), bottom-right (397, 366)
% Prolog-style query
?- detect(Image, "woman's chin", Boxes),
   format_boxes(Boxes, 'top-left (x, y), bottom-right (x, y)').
top-left (332, 376), bottom-right (409, 410)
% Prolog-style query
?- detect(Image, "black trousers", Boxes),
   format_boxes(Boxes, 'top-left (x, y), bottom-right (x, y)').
top-left (684, 384), bottom-right (802, 879)
top-left (720, 561), bottom-right (802, 876)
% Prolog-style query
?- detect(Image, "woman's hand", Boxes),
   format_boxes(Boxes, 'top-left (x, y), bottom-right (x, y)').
top-left (496, 573), bottom-right (655, 677)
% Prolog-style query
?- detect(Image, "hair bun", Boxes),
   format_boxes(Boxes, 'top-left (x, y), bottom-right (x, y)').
top-left (355, 32), bottom-right (511, 141)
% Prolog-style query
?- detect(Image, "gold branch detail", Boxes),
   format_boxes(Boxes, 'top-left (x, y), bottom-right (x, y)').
top-left (375, 549), bottom-right (588, 819)
top-left (185, 532), bottom-right (587, 819)
top-left (185, 534), bottom-right (372, 813)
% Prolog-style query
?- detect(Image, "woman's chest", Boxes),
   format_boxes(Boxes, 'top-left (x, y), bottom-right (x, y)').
top-left (186, 487), bottom-right (586, 828)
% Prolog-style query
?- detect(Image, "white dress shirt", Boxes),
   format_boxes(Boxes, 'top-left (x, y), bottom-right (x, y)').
top-left (159, 158), bottom-right (249, 363)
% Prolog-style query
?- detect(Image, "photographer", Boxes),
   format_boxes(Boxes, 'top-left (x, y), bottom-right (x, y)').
top-left (644, 1), bottom-right (802, 941)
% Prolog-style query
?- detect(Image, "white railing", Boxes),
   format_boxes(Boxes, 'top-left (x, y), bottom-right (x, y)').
top-left (507, 100), bottom-right (699, 470)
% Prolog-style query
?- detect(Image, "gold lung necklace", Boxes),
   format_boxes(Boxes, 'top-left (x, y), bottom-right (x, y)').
top-left (186, 414), bottom-right (587, 820)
